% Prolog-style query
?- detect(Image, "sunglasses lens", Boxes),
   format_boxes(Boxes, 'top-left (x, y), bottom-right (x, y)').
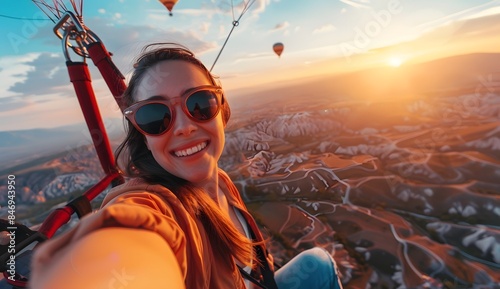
top-left (186, 90), bottom-right (219, 121)
top-left (135, 104), bottom-right (172, 135)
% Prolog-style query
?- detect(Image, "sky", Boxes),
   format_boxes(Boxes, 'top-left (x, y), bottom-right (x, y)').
top-left (1, 0), bottom-right (500, 132)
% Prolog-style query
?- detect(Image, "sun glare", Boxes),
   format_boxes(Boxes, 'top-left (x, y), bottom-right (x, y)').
top-left (388, 57), bottom-right (403, 67)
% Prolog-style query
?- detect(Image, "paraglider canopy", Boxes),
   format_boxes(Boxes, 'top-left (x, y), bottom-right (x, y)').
top-left (159, 0), bottom-right (179, 16)
top-left (273, 42), bottom-right (284, 58)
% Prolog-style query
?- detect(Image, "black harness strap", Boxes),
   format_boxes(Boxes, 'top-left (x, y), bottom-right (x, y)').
top-left (67, 195), bottom-right (93, 219)
top-left (246, 226), bottom-right (279, 289)
top-left (238, 265), bottom-right (268, 289)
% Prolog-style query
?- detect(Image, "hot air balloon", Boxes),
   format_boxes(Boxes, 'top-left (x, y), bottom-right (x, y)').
top-left (273, 42), bottom-right (284, 58)
top-left (159, 0), bottom-right (179, 16)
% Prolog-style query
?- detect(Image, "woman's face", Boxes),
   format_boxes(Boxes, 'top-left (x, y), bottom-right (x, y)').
top-left (133, 60), bottom-right (225, 186)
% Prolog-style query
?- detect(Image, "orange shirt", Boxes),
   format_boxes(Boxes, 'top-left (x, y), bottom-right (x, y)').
top-left (31, 170), bottom-right (272, 289)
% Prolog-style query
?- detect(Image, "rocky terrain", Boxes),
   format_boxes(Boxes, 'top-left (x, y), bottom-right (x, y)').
top-left (220, 84), bottom-right (500, 288)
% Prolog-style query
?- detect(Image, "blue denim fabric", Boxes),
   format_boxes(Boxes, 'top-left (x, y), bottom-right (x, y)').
top-left (274, 247), bottom-right (343, 289)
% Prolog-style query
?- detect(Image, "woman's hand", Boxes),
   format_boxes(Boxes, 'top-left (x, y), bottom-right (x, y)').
top-left (30, 227), bottom-right (185, 289)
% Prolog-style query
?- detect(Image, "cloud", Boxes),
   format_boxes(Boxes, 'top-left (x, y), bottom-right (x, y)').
top-left (366, 12), bottom-right (500, 65)
top-left (231, 52), bottom-right (271, 65)
top-left (417, 1), bottom-right (500, 32)
top-left (207, 0), bottom-right (270, 17)
top-left (313, 24), bottom-right (336, 34)
top-left (339, 0), bottom-right (370, 9)
top-left (0, 97), bottom-right (31, 112)
top-left (250, 0), bottom-right (271, 14)
top-left (9, 53), bottom-right (72, 97)
top-left (0, 54), bottom-right (39, 98)
top-left (2, 16), bottom-right (219, 103)
top-left (461, 4), bottom-right (500, 21)
top-left (200, 22), bottom-right (211, 34)
top-left (271, 21), bottom-right (290, 31)
top-left (148, 8), bottom-right (215, 17)
top-left (72, 17), bottom-right (218, 70)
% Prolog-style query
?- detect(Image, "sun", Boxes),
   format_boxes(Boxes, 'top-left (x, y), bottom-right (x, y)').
top-left (388, 57), bottom-right (403, 67)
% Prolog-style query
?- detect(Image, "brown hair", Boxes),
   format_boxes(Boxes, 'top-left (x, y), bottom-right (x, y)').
top-left (115, 43), bottom-right (252, 268)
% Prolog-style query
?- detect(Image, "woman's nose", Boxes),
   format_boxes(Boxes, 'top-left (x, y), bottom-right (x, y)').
top-left (172, 105), bottom-right (197, 136)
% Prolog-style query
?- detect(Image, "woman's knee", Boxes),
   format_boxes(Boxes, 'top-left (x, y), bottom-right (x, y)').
top-left (297, 247), bottom-right (335, 274)
top-left (275, 247), bottom-right (342, 289)
top-left (277, 247), bottom-right (336, 280)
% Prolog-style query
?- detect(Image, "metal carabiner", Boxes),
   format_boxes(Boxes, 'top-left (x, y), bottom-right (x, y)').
top-left (54, 11), bottom-right (89, 61)
top-left (53, 11), bottom-right (86, 41)
top-left (61, 28), bottom-right (86, 62)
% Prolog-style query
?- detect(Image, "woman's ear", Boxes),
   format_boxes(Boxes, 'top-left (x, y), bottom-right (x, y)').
top-left (221, 94), bottom-right (230, 127)
top-left (144, 137), bottom-right (151, 151)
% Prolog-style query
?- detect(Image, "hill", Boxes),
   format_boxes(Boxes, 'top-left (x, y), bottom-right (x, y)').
top-left (0, 119), bottom-right (125, 167)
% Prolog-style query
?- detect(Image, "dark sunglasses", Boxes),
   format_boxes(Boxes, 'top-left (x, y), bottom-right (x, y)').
top-left (124, 85), bottom-right (223, 136)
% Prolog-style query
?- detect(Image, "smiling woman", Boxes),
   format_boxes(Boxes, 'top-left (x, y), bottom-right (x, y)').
top-left (29, 43), bottom-right (344, 289)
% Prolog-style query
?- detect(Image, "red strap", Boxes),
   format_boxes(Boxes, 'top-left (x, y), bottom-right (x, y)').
top-left (66, 61), bottom-right (118, 176)
top-left (38, 206), bottom-right (73, 239)
top-left (38, 172), bottom-right (120, 238)
top-left (87, 42), bottom-right (128, 110)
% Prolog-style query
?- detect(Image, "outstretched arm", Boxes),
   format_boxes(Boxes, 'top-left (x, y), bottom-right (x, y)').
top-left (30, 227), bottom-right (185, 289)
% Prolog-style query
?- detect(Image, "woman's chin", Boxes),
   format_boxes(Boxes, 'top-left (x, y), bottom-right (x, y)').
top-left (178, 170), bottom-right (214, 186)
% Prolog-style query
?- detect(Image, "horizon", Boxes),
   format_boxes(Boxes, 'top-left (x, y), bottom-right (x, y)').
top-left (1, 1), bottom-right (500, 131)
top-left (1, 49), bottom-right (499, 134)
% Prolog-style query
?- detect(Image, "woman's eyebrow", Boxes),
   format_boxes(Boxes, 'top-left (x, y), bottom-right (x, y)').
top-left (142, 85), bottom-right (210, 101)
top-left (144, 92), bottom-right (184, 101)
top-left (146, 95), bottom-right (168, 101)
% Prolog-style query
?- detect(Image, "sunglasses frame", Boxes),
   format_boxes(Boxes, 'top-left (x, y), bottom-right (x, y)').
top-left (123, 85), bottom-right (223, 136)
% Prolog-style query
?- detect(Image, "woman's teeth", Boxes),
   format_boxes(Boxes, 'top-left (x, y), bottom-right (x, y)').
top-left (174, 141), bottom-right (207, 157)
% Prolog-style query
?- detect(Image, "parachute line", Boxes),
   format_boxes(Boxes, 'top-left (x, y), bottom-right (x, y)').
top-left (210, 23), bottom-right (237, 72)
top-left (0, 14), bottom-right (52, 21)
top-left (32, 0), bottom-right (84, 22)
top-left (32, 1), bottom-right (59, 23)
top-left (209, 0), bottom-right (256, 72)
